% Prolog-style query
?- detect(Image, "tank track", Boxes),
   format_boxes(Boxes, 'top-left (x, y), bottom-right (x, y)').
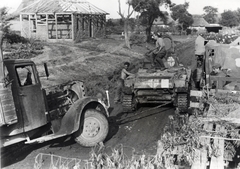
top-left (177, 93), bottom-right (188, 113)
top-left (122, 94), bottom-right (133, 112)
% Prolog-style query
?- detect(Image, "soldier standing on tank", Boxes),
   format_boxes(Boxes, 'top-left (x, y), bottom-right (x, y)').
top-left (114, 62), bottom-right (135, 103)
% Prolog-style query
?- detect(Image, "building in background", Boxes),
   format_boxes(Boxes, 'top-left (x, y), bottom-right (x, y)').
top-left (19, 0), bottom-right (109, 42)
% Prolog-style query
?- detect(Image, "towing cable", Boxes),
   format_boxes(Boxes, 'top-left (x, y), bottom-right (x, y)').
top-left (118, 101), bottom-right (172, 124)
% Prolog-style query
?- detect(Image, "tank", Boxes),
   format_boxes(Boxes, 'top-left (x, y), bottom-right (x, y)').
top-left (122, 35), bottom-right (191, 113)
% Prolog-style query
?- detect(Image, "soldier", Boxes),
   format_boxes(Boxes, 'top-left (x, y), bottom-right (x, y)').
top-left (210, 63), bottom-right (229, 89)
top-left (150, 32), bottom-right (166, 69)
top-left (114, 62), bottom-right (135, 103)
top-left (210, 63), bottom-right (225, 76)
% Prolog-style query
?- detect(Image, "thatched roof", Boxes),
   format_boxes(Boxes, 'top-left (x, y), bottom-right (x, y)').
top-left (192, 17), bottom-right (209, 27)
top-left (20, 0), bottom-right (109, 15)
top-left (153, 13), bottom-right (176, 26)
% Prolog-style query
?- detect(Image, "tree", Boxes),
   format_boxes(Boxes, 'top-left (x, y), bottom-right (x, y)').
top-left (117, 0), bottom-right (139, 48)
top-left (170, 2), bottom-right (193, 34)
top-left (0, 7), bottom-right (18, 83)
top-left (234, 8), bottom-right (240, 24)
top-left (219, 10), bottom-right (239, 27)
top-left (130, 0), bottom-right (172, 41)
top-left (203, 6), bottom-right (218, 24)
top-left (0, 7), bottom-right (10, 83)
top-left (106, 19), bottom-right (115, 27)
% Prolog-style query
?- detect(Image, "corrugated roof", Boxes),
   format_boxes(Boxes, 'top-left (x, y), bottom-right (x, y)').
top-left (20, 0), bottom-right (109, 15)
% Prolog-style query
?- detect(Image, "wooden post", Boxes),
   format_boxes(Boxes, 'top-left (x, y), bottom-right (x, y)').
top-left (71, 14), bottom-right (74, 40)
top-left (35, 13), bottom-right (37, 39)
top-left (0, 29), bottom-right (4, 83)
top-left (192, 122), bottom-right (212, 169)
top-left (28, 14), bottom-right (31, 38)
top-left (209, 125), bottom-right (225, 169)
top-left (20, 14), bottom-right (23, 37)
top-left (55, 14), bottom-right (58, 39)
top-left (46, 14), bottom-right (48, 40)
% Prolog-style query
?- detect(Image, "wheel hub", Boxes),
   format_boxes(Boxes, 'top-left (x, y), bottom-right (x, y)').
top-left (82, 117), bottom-right (100, 138)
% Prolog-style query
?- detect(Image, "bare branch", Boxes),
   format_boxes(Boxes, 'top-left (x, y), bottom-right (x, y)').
top-left (128, 3), bottom-right (131, 17)
top-left (126, 1), bottom-right (140, 18)
top-left (118, 0), bottom-right (125, 18)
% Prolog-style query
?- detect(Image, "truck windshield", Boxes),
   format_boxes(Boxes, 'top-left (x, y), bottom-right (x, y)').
top-left (16, 65), bottom-right (36, 86)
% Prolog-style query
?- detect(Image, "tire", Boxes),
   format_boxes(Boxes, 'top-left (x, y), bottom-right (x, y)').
top-left (74, 109), bottom-right (109, 147)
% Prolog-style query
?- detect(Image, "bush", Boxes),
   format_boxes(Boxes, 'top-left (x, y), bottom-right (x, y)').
top-left (4, 32), bottom-right (29, 44)
top-left (186, 29), bottom-right (192, 35)
top-left (4, 39), bottom-right (44, 59)
top-left (129, 33), bottom-right (147, 45)
top-left (192, 28), bottom-right (197, 34)
top-left (106, 25), bottom-right (124, 35)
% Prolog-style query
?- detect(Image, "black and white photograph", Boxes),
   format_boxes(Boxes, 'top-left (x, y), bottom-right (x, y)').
top-left (1, 0), bottom-right (240, 168)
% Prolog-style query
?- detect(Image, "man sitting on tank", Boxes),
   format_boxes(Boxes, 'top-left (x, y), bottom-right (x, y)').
top-left (148, 32), bottom-right (166, 70)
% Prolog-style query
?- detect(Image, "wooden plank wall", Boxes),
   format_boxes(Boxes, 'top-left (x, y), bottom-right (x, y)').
top-left (191, 122), bottom-right (226, 169)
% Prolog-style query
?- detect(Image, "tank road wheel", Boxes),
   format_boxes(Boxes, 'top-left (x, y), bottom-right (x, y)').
top-left (122, 94), bottom-right (134, 112)
top-left (177, 93), bottom-right (188, 113)
top-left (74, 109), bottom-right (109, 147)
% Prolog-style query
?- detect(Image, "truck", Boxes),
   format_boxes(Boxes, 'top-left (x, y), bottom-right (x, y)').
top-left (190, 36), bottom-right (240, 110)
top-left (0, 59), bottom-right (110, 148)
top-left (122, 35), bottom-right (192, 113)
top-left (188, 36), bottom-right (240, 168)
top-left (193, 36), bottom-right (240, 92)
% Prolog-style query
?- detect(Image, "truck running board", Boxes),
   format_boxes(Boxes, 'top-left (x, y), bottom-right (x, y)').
top-left (25, 133), bottom-right (67, 144)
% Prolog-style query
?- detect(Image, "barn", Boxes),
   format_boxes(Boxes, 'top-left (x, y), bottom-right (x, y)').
top-left (190, 17), bottom-right (209, 33)
top-left (20, 0), bottom-right (109, 42)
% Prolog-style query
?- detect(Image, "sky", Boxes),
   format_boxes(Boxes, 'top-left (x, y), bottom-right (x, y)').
top-left (1, 0), bottom-right (240, 19)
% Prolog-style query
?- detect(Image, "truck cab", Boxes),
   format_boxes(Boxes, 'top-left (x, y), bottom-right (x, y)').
top-left (1, 59), bottom-right (48, 145)
top-left (1, 59), bottom-right (109, 147)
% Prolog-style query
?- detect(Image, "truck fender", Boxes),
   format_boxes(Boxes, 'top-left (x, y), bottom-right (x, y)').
top-left (70, 81), bottom-right (85, 99)
top-left (55, 97), bottom-right (108, 135)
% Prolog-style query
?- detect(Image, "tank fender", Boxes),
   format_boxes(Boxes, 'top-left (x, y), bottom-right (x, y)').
top-left (55, 97), bottom-right (108, 135)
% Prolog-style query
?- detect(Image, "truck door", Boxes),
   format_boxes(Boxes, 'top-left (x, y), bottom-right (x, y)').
top-left (15, 64), bottom-right (47, 131)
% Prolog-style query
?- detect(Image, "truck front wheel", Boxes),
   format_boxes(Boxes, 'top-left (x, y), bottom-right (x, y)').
top-left (74, 109), bottom-right (109, 147)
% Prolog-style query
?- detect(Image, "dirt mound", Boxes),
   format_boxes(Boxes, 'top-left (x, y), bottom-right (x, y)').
top-left (31, 38), bottom-right (146, 102)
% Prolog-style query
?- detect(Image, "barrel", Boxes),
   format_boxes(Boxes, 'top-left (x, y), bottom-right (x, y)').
top-left (0, 85), bottom-right (17, 126)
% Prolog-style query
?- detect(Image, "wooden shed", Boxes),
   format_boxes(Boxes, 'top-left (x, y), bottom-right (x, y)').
top-left (20, 0), bottom-right (109, 42)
